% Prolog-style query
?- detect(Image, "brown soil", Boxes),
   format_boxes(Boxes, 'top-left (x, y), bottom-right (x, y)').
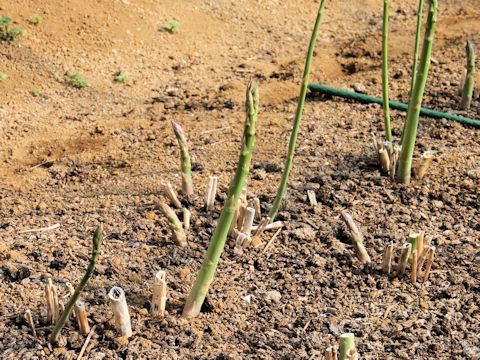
top-left (1, 0), bottom-right (480, 359)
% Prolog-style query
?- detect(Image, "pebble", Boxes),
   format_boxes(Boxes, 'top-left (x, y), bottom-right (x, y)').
top-left (264, 290), bottom-right (282, 303)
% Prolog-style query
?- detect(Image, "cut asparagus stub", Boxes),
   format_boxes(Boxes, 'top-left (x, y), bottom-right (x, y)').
top-left (339, 333), bottom-right (355, 360)
top-left (423, 246), bottom-right (436, 282)
top-left (109, 286), bottom-right (132, 337)
top-left (151, 270), bottom-right (167, 317)
top-left (74, 301), bottom-right (90, 335)
top-left (162, 182), bottom-right (182, 209)
top-left (157, 202), bottom-right (187, 247)
top-left (397, 243), bottom-right (412, 277)
top-left (378, 148), bottom-right (390, 173)
top-left (382, 243), bottom-right (394, 275)
top-left (407, 232), bottom-right (421, 261)
top-left (182, 208), bottom-right (191, 232)
top-left (253, 197), bottom-right (261, 220)
top-left (25, 308), bottom-right (36, 338)
top-left (307, 190), bottom-right (317, 205)
top-left (45, 278), bottom-right (59, 325)
top-left (340, 211), bottom-right (371, 264)
top-left (324, 346), bottom-right (338, 360)
top-left (205, 176), bottom-right (218, 211)
top-left (460, 40), bottom-right (476, 110)
top-left (411, 250), bottom-right (418, 283)
top-left (171, 120), bottom-right (194, 197)
top-left (415, 151), bottom-right (435, 180)
top-left (240, 207), bottom-right (255, 236)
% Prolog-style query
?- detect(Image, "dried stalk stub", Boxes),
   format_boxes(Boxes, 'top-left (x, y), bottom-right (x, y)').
top-left (45, 278), bottom-right (60, 325)
top-left (156, 202), bottom-right (187, 247)
top-left (340, 212), bottom-right (371, 264)
top-left (162, 182), bottom-right (182, 209)
top-left (382, 243), bottom-right (394, 275)
top-left (109, 286), bottom-right (132, 338)
top-left (205, 176), bottom-right (218, 211)
top-left (397, 243), bottom-right (412, 277)
top-left (414, 151), bottom-right (435, 180)
top-left (171, 120), bottom-right (194, 197)
top-left (74, 301), bottom-right (90, 335)
top-left (423, 246), bottom-right (436, 282)
top-left (151, 270), bottom-right (167, 317)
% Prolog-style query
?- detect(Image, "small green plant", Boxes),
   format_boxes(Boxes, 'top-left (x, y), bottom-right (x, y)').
top-left (67, 73), bottom-right (88, 89)
top-left (114, 71), bottom-right (128, 84)
top-left (31, 87), bottom-right (42, 96)
top-left (0, 72), bottom-right (7, 81)
top-left (29, 14), bottom-right (43, 25)
top-left (0, 16), bottom-right (27, 42)
top-left (163, 20), bottom-right (180, 33)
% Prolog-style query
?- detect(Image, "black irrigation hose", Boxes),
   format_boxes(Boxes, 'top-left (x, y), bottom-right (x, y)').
top-left (308, 83), bottom-right (480, 128)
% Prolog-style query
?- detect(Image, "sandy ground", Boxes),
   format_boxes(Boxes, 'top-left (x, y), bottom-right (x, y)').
top-left (1, 0), bottom-right (479, 358)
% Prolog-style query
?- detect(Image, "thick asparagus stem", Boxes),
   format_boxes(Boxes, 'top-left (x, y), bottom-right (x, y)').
top-left (172, 121), bottom-right (194, 197)
top-left (182, 80), bottom-right (259, 318)
top-left (50, 226), bottom-right (102, 344)
top-left (339, 333), bottom-right (356, 360)
top-left (397, 0), bottom-right (438, 184)
top-left (382, 0), bottom-right (393, 152)
top-left (269, 0), bottom-right (328, 221)
top-left (460, 41), bottom-right (476, 110)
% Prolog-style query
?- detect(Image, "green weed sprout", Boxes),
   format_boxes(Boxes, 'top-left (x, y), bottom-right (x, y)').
top-left (0, 72), bottom-right (7, 81)
top-left (31, 87), bottom-right (42, 96)
top-left (50, 226), bottom-right (102, 344)
top-left (182, 80), bottom-right (259, 319)
top-left (67, 73), bottom-right (88, 89)
top-left (0, 16), bottom-right (27, 42)
top-left (163, 20), bottom-right (180, 34)
top-left (269, 0), bottom-right (328, 221)
top-left (460, 41), bottom-right (475, 110)
top-left (114, 71), bottom-right (128, 84)
top-left (382, 0), bottom-right (393, 152)
top-left (29, 14), bottom-right (43, 25)
top-left (397, 0), bottom-right (438, 184)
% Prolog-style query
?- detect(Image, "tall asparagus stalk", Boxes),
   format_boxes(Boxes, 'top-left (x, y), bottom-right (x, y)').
top-left (382, 0), bottom-right (393, 152)
top-left (460, 41), bottom-right (476, 110)
top-left (172, 121), bottom-right (194, 197)
top-left (400, 0), bottom-right (425, 145)
top-left (182, 80), bottom-right (259, 318)
top-left (269, 0), bottom-right (328, 221)
top-left (397, 0), bottom-right (438, 184)
top-left (50, 226), bottom-right (102, 344)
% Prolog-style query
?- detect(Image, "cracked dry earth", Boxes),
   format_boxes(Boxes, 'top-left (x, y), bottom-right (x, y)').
top-left (1, 0), bottom-right (480, 359)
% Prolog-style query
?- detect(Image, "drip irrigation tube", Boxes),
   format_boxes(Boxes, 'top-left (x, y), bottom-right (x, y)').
top-left (308, 83), bottom-right (480, 128)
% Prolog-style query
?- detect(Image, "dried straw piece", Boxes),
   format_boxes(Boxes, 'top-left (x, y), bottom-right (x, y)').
top-left (156, 201), bottom-right (187, 247)
top-left (74, 301), bottom-right (90, 335)
top-left (77, 325), bottom-right (96, 360)
top-left (108, 287), bottom-right (132, 338)
top-left (307, 190), bottom-right (317, 206)
top-left (205, 176), bottom-right (218, 210)
top-left (397, 243), bottom-right (412, 277)
top-left (253, 197), bottom-right (261, 221)
top-left (251, 217), bottom-right (270, 248)
top-left (162, 181), bottom-right (182, 209)
top-left (252, 221), bottom-right (284, 232)
top-left (340, 212), bottom-right (371, 264)
top-left (182, 208), bottom-right (191, 232)
top-left (423, 246), bottom-right (436, 282)
top-left (151, 270), bottom-right (167, 317)
top-left (25, 308), bottom-right (36, 338)
top-left (382, 243), bottom-right (394, 275)
top-left (262, 227), bottom-right (283, 253)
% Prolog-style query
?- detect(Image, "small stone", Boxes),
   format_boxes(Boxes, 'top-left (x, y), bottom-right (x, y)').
top-left (264, 290), bottom-right (282, 303)
top-left (36, 202), bottom-right (48, 212)
top-left (352, 83), bottom-right (366, 93)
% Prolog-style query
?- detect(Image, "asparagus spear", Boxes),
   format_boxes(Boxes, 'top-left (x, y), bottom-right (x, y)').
top-left (460, 41), bottom-right (476, 110)
top-left (397, 0), bottom-right (438, 184)
top-left (182, 80), bottom-right (259, 318)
